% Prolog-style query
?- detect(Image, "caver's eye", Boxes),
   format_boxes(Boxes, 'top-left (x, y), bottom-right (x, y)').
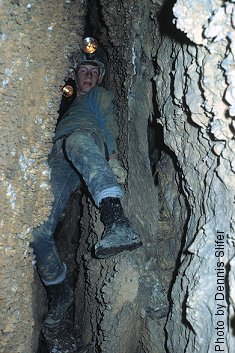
top-left (78, 67), bottom-right (87, 74)
top-left (91, 69), bottom-right (99, 77)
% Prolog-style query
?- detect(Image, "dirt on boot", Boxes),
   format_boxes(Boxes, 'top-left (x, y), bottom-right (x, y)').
top-left (94, 219), bottom-right (143, 258)
top-left (43, 278), bottom-right (74, 328)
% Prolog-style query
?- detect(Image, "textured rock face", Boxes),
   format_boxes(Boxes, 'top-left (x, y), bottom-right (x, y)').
top-left (74, 2), bottom-right (170, 352)
top-left (1, 0), bottom-right (234, 353)
top-left (0, 1), bottom-right (83, 352)
top-left (160, 1), bottom-right (235, 352)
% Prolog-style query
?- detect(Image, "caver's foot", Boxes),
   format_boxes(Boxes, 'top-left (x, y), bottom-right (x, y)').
top-left (95, 197), bottom-right (142, 259)
top-left (43, 277), bottom-right (74, 328)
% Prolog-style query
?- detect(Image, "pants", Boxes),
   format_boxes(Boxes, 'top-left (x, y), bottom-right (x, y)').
top-left (32, 129), bottom-right (123, 285)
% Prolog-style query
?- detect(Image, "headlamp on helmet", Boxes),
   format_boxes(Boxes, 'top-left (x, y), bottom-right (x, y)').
top-left (78, 37), bottom-right (105, 82)
top-left (82, 37), bottom-right (98, 56)
top-left (62, 37), bottom-right (105, 97)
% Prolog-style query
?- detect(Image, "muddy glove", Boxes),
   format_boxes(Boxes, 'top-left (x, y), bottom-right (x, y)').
top-left (108, 157), bottom-right (127, 184)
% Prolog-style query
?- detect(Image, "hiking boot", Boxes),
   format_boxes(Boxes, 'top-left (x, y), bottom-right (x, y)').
top-left (43, 277), bottom-right (74, 328)
top-left (95, 197), bottom-right (142, 258)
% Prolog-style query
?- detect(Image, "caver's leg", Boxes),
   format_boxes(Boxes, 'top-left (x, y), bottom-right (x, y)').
top-left (32, 140), bottom-right (80, 326)
top-left (64, 130), bottom-right (142, 258)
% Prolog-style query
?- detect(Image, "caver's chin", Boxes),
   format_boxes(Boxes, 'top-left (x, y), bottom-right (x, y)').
top-left (77, 79), bottom-right (96, 95)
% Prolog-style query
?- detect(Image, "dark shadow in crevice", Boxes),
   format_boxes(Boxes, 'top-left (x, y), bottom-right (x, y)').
top-left (149, 74), bottom-right (192, 353)
top-left (37, 2), bottom-right (110, 351)
top-left (83, 0), bottom-right (104, 40)
top-left (148, 67), bottom-right (183, 180)
top-left (147, 115), bottom-right (192, 353)
top-left (83, 0), bottom-right (109, 76)
top-left (225, 261), bottom-right (235, 337)
top-left (158, 0), bottom-right (196, 46)
top-left (35, 190), bottom-right (91, 353)
top-left (36, 334), bottom-right (48, 353)
top-left (231, 316), bottom-right (235, 336)
top-left (148, 80), bottom-right (191, 262)
top-left (147, 118), bottom-right (162, 184)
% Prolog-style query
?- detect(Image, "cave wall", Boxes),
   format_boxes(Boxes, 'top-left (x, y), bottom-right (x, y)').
top-left (1, 0), bottom-right (234, 353)
top-left (0, 1), bottom-right (84, 352)
top-left (74, 2), bottom-right (170, 352)
top-left (156, 1), bottom-right (235, 352)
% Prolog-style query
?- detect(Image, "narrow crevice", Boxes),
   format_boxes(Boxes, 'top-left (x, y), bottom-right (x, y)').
top-left (148, 117), bottom-right (191, 294)
top-left (35, 0), bottom-right (192, 352)
top-left (36, 190), bottom-right (83, 352)
top-left (147, 96), bottom-right (192, 351)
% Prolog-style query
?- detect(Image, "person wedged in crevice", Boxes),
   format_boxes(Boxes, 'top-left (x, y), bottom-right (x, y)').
top-left (32, 37), bottom-right (142, 329)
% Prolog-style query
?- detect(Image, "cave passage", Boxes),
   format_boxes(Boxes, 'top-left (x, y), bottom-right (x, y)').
top-left (1, 0), bottom-right (233, 352)
top-left (34, 1), bottom-right (186, 352)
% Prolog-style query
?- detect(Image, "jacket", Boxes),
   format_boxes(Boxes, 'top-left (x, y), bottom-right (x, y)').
top-left (54, 86), bottom-right (118, 156)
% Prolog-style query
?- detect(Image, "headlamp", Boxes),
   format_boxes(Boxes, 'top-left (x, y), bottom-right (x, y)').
top-left (79, 37), bottom-right (105, 81)
top-left (62, 37), bottom-right (104, 97)
top-left (82, 37), bottom-right (98, 56)
top-left (62, 84), bottom-right (74, 97)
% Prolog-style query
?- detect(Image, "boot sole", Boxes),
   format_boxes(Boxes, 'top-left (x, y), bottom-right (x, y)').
top-left (95, 241), bottom-right (143, 259)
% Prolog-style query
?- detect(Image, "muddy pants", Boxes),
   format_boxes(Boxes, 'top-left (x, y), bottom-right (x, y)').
top-left (32, 129), bottom-right (123, 285)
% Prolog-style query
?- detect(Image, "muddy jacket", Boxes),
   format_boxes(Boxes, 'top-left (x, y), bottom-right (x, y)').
top-left (54, 86), bottom-right (118, 156)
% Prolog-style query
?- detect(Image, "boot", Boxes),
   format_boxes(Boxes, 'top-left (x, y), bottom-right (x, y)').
top-left (94, 197), bottom-right (143, 258)
top-left (43, 276), bottom-right (74, 328)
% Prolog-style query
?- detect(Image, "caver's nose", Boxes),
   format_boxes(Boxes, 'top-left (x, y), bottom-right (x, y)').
top-left (85, 70), bottom-right (92, 78)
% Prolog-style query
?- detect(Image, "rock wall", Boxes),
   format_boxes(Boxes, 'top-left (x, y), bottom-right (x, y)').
top-left (156, 1), bottom-right (235, 352)
top-left (1, 0), bottom-right (234, 352)
top-left (0, 1), bottom-right (83, 352)
top-left (74, 1), bottom-right (171, 352)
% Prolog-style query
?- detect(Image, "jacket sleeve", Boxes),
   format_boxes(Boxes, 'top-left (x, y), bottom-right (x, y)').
top-left (96, 87), bottom-right (119, 156)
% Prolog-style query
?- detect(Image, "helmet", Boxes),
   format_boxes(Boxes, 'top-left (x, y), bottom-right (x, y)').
top-left (76, 37), bottom-right (105, 82)
top-left (77, 54), bottom-right (105, 83)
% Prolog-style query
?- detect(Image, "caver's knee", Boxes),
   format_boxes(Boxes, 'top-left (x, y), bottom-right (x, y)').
top-left (67, 129), bottom-right (91, 143)
top-left (64, 130), bottom-right (96, 154)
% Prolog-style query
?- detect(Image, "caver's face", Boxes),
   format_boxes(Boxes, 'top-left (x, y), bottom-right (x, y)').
top-left (76, 64), bottom-right (99, 96)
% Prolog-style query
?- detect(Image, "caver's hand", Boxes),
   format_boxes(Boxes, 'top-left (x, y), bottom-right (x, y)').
top-left (108, 156), bottom-right (127, 184)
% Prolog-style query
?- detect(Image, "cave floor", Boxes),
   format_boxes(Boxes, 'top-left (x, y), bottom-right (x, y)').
top-left (39, 309), bottom-right (94, 353)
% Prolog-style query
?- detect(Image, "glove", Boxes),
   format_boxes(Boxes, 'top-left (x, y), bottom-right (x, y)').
top-left (108, 158), bottom-right (127, 184)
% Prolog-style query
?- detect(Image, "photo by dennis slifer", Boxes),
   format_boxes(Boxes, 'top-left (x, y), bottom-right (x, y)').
top-left (214, 230), bottom-right (227, 352)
